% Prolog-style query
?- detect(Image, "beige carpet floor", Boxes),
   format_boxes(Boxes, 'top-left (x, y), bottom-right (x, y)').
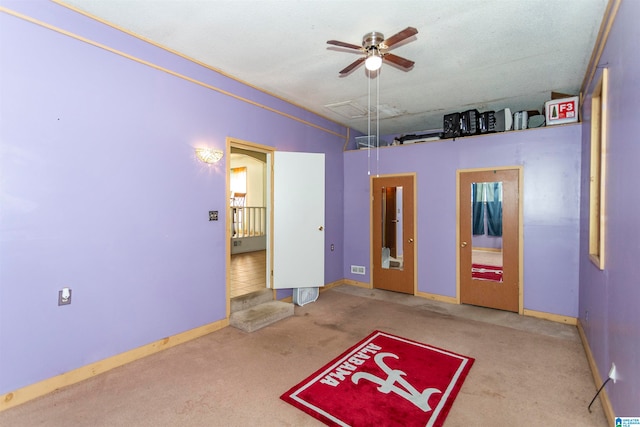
top-left (0, 285), bottom-right (607, 426)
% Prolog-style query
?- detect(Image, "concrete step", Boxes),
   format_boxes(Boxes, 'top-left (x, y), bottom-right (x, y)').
top-left (229, 300), bottom-right (294, 333)
top-left (230, 289), bottom-right (273, 314)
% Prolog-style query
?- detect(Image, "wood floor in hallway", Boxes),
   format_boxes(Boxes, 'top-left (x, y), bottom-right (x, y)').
top-left (230, 250), bottom-right (267, 298)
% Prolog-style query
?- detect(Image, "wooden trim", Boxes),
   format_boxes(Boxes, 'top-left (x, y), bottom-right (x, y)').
top-left (474, 247), bottom-right (502, 253)
top-left (51, 1), bottom-right (349, 139)
top-left (269, 152), bottom-right (275, 290)
top-left (415, 291), bottom-right (458, 305)
top-left (455, 171), bottom-right (461, 304)
top-left (518, 167), bottom-right (524, 315)
top-left (342, 128), bottom-right (351, 152)
top-left (1, 319), bottom-right (228, 412)
top-left (588, 78), bottom-right (601, 266)
top-left (577, 320), bottom-right (615, 426)
top-left (522, 309), bottom-right (577, 325)
top-left (229, 138), bottom-right (276, 154)
top-left (588, 68), bottom-right (608, 270)
top-left (598, 68), bottom-right (608, 268)
top-left (321, 280), bottom-right (348, 291)
top-left (369, 175), bottom-right (374, 294)
top-left (456, 165), bottom-right (523, 174)
top-left (226, 137), bottom-right (231, 318)
top-left (580, 0), bottom-right (622, 103)
top-left (341, 279), bottom-right (372, 289)
top-left (411, 173), bottom-right (418, 296)
top-left (369, 172), bottom-right (419, 178)
top-left (0, 6), bottom-right (347, 140)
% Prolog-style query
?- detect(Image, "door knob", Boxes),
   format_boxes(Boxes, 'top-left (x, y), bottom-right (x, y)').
top-left (408, 238), bottom-right (414, 243)
top-left (318, 226), bottom-right (324, 231)
top-left (461, 241), bottom-right (468, 248)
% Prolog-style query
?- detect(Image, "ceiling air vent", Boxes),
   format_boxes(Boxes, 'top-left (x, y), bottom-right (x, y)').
top-left (324, 101), bottom-right (370, 119)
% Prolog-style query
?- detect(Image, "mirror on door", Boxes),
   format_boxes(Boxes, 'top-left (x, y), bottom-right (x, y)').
top-left (471, 181), bottom-right (503, 282)
top-left (381, 186), bottom-right (404, 270)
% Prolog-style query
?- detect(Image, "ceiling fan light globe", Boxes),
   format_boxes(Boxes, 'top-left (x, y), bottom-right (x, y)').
top-left (365, 55), bottom-right (382, 71)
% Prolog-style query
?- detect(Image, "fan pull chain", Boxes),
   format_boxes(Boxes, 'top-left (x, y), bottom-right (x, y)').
top-left (367, 69), bottom-right (371, 176)
top-left (376, 69), bottom-right (380, 177)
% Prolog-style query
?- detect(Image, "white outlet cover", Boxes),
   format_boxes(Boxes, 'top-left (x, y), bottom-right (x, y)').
top-left (609, 363), bottom-right (617, 383)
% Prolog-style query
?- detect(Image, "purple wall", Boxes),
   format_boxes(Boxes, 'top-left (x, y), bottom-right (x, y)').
top-left (578, 0), bottom-right (640, 416)
top-left (472, 227), bottom-right (503, 249)
top-left (2, 1), bottom-right (636, 417)
top-left (344, 124), bottom-right (582, 317)
top-left (0, 1), bottom-right (344, 394)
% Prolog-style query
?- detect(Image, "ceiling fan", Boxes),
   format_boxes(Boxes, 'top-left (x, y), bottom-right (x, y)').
top-left (327, 27), bottom-right (418, 75)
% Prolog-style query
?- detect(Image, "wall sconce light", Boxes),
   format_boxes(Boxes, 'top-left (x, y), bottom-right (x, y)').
top-left (195, 147), bottom-right (223, 164)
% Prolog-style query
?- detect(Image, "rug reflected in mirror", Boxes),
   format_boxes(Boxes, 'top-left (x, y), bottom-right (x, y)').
top-left (280, 330), bottom-right (474, 427)
top-left (472, 263), bottom-right (503, 282)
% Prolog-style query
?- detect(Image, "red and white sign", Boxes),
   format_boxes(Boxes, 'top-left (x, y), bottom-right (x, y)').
top-left (281, 331), bottom-right (475, 427)
top-left (545, 96), bottom-right (579, 125)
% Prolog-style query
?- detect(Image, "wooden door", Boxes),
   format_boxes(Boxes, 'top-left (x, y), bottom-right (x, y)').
top-left (372, 175), bottom-right (415, 294)
top-left (459, 169), bottom-right (520, 312)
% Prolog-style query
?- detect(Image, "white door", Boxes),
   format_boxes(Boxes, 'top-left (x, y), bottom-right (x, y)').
top-left (272, 152), bottom-right (325, 289)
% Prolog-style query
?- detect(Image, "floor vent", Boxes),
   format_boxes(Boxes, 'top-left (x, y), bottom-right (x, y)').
top-left (293, 287), bottom-right (319, 306)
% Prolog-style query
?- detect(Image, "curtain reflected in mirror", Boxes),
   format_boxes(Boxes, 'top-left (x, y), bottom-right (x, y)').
top-left (381, 186), bottom-right (404, 270)
top-left (471, 182), bottom-right (503, 282)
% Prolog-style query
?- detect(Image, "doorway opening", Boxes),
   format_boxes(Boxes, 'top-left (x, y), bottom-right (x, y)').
top-left (228, 140), bottom-right (272, 302)
top-left (226, 142), bottom-right (326, 313)
top-left (457, 167), bottom-right (523, 313)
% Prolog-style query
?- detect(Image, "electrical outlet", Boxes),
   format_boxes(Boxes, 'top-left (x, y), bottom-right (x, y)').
top-left (58, 288), bottom-right (72, 306)
top-left (209, 211), bottom-right (218, 221)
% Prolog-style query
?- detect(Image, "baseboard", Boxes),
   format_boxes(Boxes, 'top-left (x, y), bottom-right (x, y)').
top-left (522, 309), bottom-right (577, 325)
top-left (577, 319), bottom-right (615, 426)
top-left (473, 247), bottom-right (502, 253)
top-left (1, 318), bottom-right (228, 412)
top-left (341, 279), bottom-right (372, 289)
top-left (415, 291), bottom-right (458, 305)
top-left (321, 279), bottom-right (347, 292)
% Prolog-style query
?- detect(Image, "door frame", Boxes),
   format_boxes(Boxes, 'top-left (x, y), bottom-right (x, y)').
top-left (226, 137), bottom-right (275, 318)
top-left (455, 166), bottom-right (524, 314)
top-left (370, 173), bottom-right (417, 295)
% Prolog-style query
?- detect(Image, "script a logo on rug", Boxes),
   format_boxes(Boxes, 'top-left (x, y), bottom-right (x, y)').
top-left (353, 351), bottom-right (442, 412)
top-left (320, 344), bottom-right (442, 412)
top-left (281, 331), bottom-right (475, 427)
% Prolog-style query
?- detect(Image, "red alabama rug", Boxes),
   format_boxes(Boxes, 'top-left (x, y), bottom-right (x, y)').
top-left (281, 330), bottom-right (474, 427)
top-left (472, 263), bottom-right (503, 282)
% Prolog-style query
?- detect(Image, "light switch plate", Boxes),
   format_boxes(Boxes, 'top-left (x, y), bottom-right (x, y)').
top-left (58, 289), bottom-right (72, 306)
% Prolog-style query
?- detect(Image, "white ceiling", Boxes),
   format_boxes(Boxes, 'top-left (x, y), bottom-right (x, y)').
top-left (60, 0), bottom-right (608, 136)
